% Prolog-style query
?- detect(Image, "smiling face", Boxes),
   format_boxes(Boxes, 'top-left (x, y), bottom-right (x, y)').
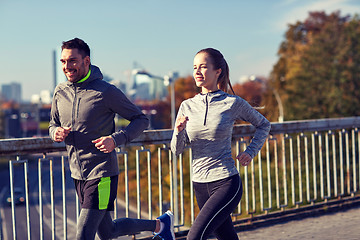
top-left (60, 48), bottom-right (90, 83)
top-left (193, 52), bottom-right (222, 93)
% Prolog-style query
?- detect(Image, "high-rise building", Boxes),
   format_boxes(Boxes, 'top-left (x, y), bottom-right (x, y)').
top-left (129, 70), bottom-right (168, 101)
top-left (1, 82), bottom-right (22, 103)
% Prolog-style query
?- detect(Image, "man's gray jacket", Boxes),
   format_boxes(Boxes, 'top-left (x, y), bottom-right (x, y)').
top-left (49, 65), bottom-right (149, 180)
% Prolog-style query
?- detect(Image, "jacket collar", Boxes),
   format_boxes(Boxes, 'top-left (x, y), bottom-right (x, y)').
top-left (66, 65), bottom-right (103, 87)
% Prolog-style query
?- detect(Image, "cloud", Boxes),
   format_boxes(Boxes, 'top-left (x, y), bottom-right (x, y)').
top-left (274, 0), bottom-right (360, 31)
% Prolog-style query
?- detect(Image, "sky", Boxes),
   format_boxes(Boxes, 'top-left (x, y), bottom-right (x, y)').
top-left (1, 0), bottom-right (360, 101)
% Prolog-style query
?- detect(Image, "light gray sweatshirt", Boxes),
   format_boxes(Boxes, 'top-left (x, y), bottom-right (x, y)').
top-left (171, 90), bottom-right (271, 183)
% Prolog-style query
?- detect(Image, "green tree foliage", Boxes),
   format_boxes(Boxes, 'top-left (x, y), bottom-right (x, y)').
top-left (266, 11), bottom-right (360, 120)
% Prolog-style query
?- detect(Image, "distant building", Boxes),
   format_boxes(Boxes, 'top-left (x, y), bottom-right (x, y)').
top-left (38, 105), bottom-right (51, 136)
top-left (19, 103), bottom-right (40, 137)
top-left (40, 90), bottom-right (52, 104)
top-left (238, 75), bottom-right (266, 84)
top-left (31, 94), bottom-right (41, 104)
top-left (128, 70), bottom-right (168, 101)
top-left (110, 79), bottom-right (127, 93)
top-left (0, 102), bottom-right (52, 138)
top-left (30, 90), bottom-right (52, 104)
top-left (1, 102), bottom-right (21, 138)
top-left (1, 82), bottom-right (22, 103)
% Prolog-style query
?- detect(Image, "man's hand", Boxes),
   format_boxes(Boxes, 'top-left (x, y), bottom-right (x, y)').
top-left (54, 127), bottom-right (71, 142)
top-left (92, 136), bottom-right (116, 153)
top-left (236, 152), bottom-right (252, 166)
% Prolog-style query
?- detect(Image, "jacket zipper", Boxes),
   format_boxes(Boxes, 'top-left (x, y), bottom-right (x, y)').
top-left (72, 84), bottom-right (84, 179)
top-left (204, 95), bottom-right (208, 126)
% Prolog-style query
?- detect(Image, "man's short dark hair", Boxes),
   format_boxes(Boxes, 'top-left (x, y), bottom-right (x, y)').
top-left (61, 38), bottom-right (90, 58)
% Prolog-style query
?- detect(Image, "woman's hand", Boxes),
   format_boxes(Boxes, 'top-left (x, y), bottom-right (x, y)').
top-left (236, 152), bottom-right (252, 166)
top-left (175, 116), bottom-right (189, 132)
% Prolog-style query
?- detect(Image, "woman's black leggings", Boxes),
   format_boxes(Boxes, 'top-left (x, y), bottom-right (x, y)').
top-left (187, 174), bottom-right (243, 240)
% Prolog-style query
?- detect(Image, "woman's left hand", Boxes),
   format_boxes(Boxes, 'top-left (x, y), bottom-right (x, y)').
top-left (236, 152), bottom-right (252, 166)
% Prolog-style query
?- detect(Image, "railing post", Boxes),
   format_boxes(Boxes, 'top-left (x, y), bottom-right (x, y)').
top-left (258, 148), bottom-right (264, 212)
top-left (61, 156), bottom-right (67, 240)
top-left (264, 137), bottom-right (275, 212)
top-left (236, 138), bottom-right (248, 213)
top-left (9, 160), bottom-right (17, 240)
top-left (38, 158), bottom-right (43, 240)
top-left (117, 148), bottom-right (129, 218)
top-left (325, 131), bottom-right (332, 200)
top-left (311, 132), bottom-right (318, 203)
top-left (339, 130), bottom-right (345, 197)
top-left (357, 129), bottom-right (360, 190)
top-left (23, 159), bottom-right (31, 240)
top-left (135, 146), bottom-right (151, 219)
top-left (352, 129), bottom-right (357, 194)
top-left (295, 134), bottom-right (303, 206)
top-left (345, 130), bottom-right (351, 195)
top-left (189, 148), bottom-right (195, 224)
top-left (178, 151), bottom-right (184, 227)
top-left (157, 146), bottom-right (164, 216)
top-left (49, 158), bottom-right (55, 240)
top-left (9, 156), bottom-right (31, 240)
top-left (280, 134), bottom-right (288, 209)
top-left (331, 131), bottom-right (338, 197)
top-left (172, 152), bottom-right (179, 226)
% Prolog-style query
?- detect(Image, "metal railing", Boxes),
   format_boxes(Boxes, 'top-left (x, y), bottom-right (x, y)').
top-left (1, 116), bottom-right (360, 239)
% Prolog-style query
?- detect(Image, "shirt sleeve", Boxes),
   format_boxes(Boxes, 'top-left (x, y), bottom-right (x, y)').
top-left (234, 97), bottom-right (271, 158)
top-left (171, 103), bottom-right (188, 156)
top-left (49, 91), bottom-right (60, 141)
top-left (105, 85), bottom-right (150, 146)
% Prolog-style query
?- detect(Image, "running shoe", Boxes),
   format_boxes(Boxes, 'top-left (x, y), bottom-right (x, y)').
top-left (154, 210), bottom-right (175, 240)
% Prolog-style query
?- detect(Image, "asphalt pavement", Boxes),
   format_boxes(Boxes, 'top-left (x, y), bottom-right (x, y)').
top-left (230, 206), bottom-right (360, 240)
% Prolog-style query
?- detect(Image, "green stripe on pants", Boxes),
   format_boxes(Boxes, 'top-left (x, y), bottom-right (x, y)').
top-left (98, 177), bottom-right (111, 210)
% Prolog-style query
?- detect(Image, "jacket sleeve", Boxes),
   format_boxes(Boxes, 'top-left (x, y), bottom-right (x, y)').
top-left (170, 103), bottom-right (188, 156)
top-left (234, 97), bottom-right (271, 159)
top-left (105, 85), bottom-right (149, 146)
top-left (49, 91), bottom-right (60, 141)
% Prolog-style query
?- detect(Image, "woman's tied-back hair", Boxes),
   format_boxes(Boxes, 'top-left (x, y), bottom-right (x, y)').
top-left (61, 38), bottom-right (90, 59)
top-left (196, 48), bottom-right (235, 94)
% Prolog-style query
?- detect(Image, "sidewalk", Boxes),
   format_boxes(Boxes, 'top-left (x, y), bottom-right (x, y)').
top-left (145, 200), bottom-right (360, 240)
top-left (231, 206), bottom-right (360, 240)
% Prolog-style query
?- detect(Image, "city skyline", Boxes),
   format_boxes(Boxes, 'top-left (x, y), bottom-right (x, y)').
top-left (1, 0), bottom-right (360, 101)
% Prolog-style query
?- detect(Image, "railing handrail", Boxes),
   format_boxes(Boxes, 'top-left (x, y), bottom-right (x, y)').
top-left (268, 116), bottom-right (360, 134)
top-left (0, 116), bottom-right (359, 155)
top-left (3, 116), bottom-right (360, 239)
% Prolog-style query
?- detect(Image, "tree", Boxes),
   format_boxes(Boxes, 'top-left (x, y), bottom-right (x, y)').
top-left (267, 11), bottom-right (360, 120)
top-left (173, 76), bottom-right (200, 111)
top-left (233, 80), bottom-right (266, 108)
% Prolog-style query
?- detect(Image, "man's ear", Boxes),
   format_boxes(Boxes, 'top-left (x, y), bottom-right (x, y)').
top-left (84, 56), bottom-right (91, 66)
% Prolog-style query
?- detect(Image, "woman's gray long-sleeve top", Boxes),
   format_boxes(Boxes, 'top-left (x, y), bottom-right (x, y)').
top-left (171, 90), bottom-right (270, 183)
